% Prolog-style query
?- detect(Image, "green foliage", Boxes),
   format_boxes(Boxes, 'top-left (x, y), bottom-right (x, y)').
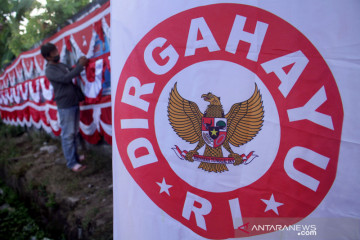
top-left (0, 119), bottom-right (25, 138)
top-left (0, 120), bottom-right (24, 162)
top-left (0, 180), bottom-right (48, 239)
top-left (45, 193), bottom-right (57, 209)
top-left (0, 0), bottom-right (92, 69)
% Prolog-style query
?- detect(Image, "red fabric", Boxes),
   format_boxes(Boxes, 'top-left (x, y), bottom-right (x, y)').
top-left (47, 106), bottom-right (61, 136)
top-left (0, 2), bottom-right (111, 145)
top-left (85, 60), bottom-right (97, 83)
top-left (100, 103), bottom-right (111, 144)
top-left (54, 39), bottom-right (64, 57)
top-left (105, 13), bottom-right (110, 26)
top-left (17, 107), bottom-right (24, 121)
top-left (79, 108), bottom-right (102, 144)
top-left (30, 78), bottom-right (40, 97)
top-left (43, 77), bottom-right (51, 89)
top-left (39, 110), bottom-right (48, 126)
top-left (72, 25), bottom-right (93, 56)
top-left (80, 130), bottom-right (101, 145)
top-left (47, 107), bottom-right (58, 121)
top-left (34, 54), bottom-right (45, 72)
top-left (23, 57), bottom-right (34, 73)
top-left (80, 108), bottom-right (94, 125)
top-left (23, 105), bottom-right (30, 121)
top-left (94, 20), bottom-right (104, 42)
top-left (65, 36), bottom-right (72, 52)
top-left (29, 106), bottom-right (40, 123)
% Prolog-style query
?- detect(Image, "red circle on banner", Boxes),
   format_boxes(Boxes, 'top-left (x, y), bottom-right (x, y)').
top-left (114, 4), bottom-right (343, 239)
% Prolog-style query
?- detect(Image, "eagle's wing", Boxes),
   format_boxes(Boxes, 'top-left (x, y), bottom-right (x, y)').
top-left (168, 83), bottom-right (203, 144)
top-left (225, 84), bottom-right (264, 147)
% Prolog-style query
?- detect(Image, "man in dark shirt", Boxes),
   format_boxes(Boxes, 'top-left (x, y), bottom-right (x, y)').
top-left (41, 42), bottom-right (88, 172)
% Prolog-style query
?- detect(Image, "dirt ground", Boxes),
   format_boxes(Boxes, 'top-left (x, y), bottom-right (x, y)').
top-left (0, 126), bottom-right (113, 240)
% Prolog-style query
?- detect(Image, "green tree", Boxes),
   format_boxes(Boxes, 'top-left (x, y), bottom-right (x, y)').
top-left (0, 0), bottom-right (92, 71)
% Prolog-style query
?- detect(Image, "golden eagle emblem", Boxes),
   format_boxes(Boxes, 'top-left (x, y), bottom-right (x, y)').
top-left (168, 83), bottom-right (264, 173)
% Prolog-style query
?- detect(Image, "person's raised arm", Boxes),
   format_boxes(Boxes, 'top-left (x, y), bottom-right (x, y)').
top-left (46, 57), bottom-right (89, 83)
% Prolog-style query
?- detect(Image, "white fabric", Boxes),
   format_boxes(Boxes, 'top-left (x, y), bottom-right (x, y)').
top-left (3, 77), bottom-right (8, 89)
top-left (79, 107), bottom-right (100, 136)
top-left (22, 59), bottom-right (34, 80)
top-left (59, 38), bottom-right (67, 63)
top-left (5, 88), bottom-right (13, 104)
top-left (11, 87), bottom-right (21, 104)
top-left (79, 104), bottom-right (102, 135)
top-left (100, 119), bottom-right (112, 136)
top-left (9, 71), bottom-right (16, 87)
top-left (39, 77), bottom-right (54, 101)
top-left (18, 81), bottom-right (29, 101)
top-left (44, 104), bottom-right (60, 132)
top-left (79, 58), bottom-right (103, 99)
top-left (102, 16), bottom-right (111, 48)
top-left (29, 78), bottom-right (41, 103)
top-left (34, 56), bottom-right (45, 76)
top-left (15, 67), bottom-right (24, 84)
top-left (112, 1), bottom-right (360, 240)
top-left (1, 90), bottom-right (8, 105)
top-left (0, 100), bottom-right (110, 138)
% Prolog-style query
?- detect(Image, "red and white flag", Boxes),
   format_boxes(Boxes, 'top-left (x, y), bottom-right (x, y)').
top-left (112, 1), bottom-right (360, 239)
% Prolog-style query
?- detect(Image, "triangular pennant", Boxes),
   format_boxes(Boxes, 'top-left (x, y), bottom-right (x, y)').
top-left (94, 20), bottom-right (105, 42)
top-left (15, 62), bottom-right (24, 82)
top-left (23, 57), bottom-right (34, 73)
top-left (71, 25), bottom-right (94, 56)
top-left (34, 53), bottom-right (45, 75)
top-left (22, 57), bottom-right (34, 79)
top-left (54, 39), bottom-right (64, 59)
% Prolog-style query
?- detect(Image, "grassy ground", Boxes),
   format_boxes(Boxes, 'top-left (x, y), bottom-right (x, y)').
top-left (0, 121), bottom-right (113, 240)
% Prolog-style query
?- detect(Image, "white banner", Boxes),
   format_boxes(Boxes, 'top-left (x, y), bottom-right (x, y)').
top-left (112, 1), bottom-right (360, 239)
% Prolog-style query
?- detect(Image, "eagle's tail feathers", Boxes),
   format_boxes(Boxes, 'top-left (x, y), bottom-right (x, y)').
top-left (198, 162), bottom-right (228, 173)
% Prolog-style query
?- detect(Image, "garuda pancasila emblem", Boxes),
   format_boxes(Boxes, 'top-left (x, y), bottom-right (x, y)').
top-left (168, 83), bottom-right (264, 173)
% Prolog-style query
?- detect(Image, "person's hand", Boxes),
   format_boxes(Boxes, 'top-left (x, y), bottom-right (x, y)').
top-left (78, 56), bottom-right (89, 67)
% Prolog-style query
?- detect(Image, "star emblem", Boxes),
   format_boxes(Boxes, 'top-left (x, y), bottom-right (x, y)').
top-left (210, 128), bottom-right (218, 136)
top-left (156, 178), bottom-right (172, 196)
top-left (261, 194), bottom-right (283, 215)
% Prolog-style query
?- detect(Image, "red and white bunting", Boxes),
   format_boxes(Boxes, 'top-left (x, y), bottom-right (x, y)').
top-left (40, 77), bottom-right (54, 101)
top-left (0, 1), bottom-right (111, 146)
top-left (18, 81), bottom-right (29, 101)
top-left (34, 53), bottom-right (46, 76)
top-left (29, 78), bottom-right (41, 103)
top-left (22, 57), bottom-right (34, 79)
top-left (0, 98), bottom-right (111, 143)
top-left (70, 26), bottom-right (97, 58)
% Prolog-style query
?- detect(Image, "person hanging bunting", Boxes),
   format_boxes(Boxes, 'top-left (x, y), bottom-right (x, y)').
top-left (41, 42), bottom-right (89, 172)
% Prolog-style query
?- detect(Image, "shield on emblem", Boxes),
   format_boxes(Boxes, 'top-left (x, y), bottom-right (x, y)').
top-left (202, 117), bottom-right (227, 148)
